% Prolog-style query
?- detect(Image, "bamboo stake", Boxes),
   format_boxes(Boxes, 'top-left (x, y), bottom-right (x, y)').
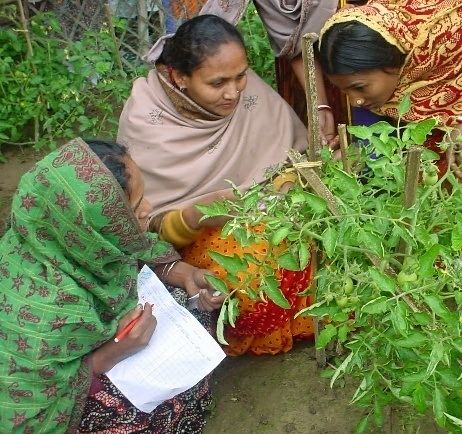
top-left (16, 0), bottom-right (33, 57)
top-left (301, 33), bottom-right (321, 163)
top-left (338, 124), bottom-right (352, 174)
top-left (137, 0), bottom-right (149, 57)
top-left (104, 3), bottom-right (124, 74)
top-left (397, 147), bottom-right (422, 259)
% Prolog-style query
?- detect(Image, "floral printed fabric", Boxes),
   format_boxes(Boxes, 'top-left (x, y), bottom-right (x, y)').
top-left (0, 138), bottom-right (178, 433)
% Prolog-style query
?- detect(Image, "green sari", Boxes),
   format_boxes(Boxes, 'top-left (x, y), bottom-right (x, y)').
top-left (0, 138), bottom-right (179, 433)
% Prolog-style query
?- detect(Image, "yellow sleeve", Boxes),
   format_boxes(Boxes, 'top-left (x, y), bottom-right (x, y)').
top-left (159, 210), bottom-right (201, 248)
top-left (272, 173), bottom-right (297, 192)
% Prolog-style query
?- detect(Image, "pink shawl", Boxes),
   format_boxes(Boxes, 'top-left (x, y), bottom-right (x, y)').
top-left (117, 69), bottom-right (307, 216)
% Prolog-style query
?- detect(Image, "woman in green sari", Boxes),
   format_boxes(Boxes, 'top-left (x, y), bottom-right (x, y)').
top-left (0, 138), bottom-right (222, 433)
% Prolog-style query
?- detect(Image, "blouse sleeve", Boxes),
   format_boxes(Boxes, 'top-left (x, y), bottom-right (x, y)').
top-left (253, 0), bottom-right (338, 58)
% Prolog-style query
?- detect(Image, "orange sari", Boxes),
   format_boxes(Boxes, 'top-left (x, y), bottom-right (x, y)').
top-left (181, 228), bottom-right (314, 356)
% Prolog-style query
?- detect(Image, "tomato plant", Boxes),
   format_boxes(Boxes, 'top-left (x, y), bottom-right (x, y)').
top-left (0, 11), bottom-right (147, 159)
top-left (199, 99), bottom-right (462, 432)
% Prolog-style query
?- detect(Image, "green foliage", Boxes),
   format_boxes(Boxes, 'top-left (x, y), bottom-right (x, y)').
top-left (238, 4), bottom-right (276, 88)
top-left (0, 12), bottom-right (147, 157)
top-left (199, 112), bottom-right (462, 431)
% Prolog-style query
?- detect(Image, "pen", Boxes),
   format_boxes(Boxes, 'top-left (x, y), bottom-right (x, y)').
top-left (188, 290), bottom-right (222, 302)
top-left (114, 316), bottom-right (142, 343)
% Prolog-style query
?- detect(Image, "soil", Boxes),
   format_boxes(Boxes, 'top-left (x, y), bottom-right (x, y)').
top-left (0, 145), bottom-right (46, 236)
top-left (0, 148), bottom-right (444, 434)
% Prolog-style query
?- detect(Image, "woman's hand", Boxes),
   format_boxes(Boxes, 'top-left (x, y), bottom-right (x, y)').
top-left (182, 189), bottom-right (235, 230)
top-left (318, 109), bottom-right (338, 147)
top-left (156, 261), bottom-right (225, 311)
top-left (89, 303), bottom-right (156, 375)
top-left (185, 268), bottom-right (226, 312)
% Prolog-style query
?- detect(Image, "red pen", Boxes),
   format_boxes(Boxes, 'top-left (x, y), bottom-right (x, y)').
top-left (114, 316), bottom-right (142, 343)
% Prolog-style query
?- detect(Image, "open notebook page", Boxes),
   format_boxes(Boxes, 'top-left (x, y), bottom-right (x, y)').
top-left (106, 265), bottom-right (226, 412)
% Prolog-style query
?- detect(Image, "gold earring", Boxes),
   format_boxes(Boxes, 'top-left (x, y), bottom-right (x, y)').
top-left (356, 99), bottom-right (363, 106)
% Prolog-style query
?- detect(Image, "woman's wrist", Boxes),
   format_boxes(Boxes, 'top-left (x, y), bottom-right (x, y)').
top-left (89, 341), bottom-right (123, 375)
top-left (159, 260), bottom-right (196, 292)
top-left (182, 206), bottom-right (202, 230)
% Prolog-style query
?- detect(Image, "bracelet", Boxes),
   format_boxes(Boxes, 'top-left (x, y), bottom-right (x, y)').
top-left (317, 104), bottom-right (332, 111)
top-left (161, 260), bottom-right (180, 279)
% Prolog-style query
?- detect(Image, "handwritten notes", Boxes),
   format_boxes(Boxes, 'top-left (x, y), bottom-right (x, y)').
top-left (106, 265), bottom-right (226, 412)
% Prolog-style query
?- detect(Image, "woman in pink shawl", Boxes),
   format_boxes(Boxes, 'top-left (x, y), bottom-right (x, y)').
top-left (118, 15), bottom-right (316, 355)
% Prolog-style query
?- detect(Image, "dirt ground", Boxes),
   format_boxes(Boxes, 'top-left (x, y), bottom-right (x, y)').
top-left (0, 147), bottom-right (444, 434)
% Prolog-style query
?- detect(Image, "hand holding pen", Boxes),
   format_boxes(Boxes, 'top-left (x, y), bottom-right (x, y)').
top-left (114, 302), bottom-right (156, 344)
top-left (90, 302), bottom-right (157, 375)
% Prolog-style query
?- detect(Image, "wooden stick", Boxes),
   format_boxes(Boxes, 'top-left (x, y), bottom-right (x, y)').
top-left (338, 124), bottom-right (352, 174)
top-left (137, 0), bottom-right (149, 57)
top-left (16, 0), bottom-right (33, 57)
top-left (301, 33), bottom-right (321, 163)
top-left (104, 3), bottom-right (124, 73)
top-left (397, 147), bottom-right (422, 259)
top-left (289, 149), bottom-right (422, 314)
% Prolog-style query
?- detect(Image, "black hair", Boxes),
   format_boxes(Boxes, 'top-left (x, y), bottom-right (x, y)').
top-left (85, 140), bottom-right (130, 192)
top-left (319, 21), bottom-right (406, 75)
top-left (159, 14), bottom-right (246, 76)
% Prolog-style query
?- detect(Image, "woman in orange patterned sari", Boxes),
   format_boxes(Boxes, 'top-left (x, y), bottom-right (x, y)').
top-left (118, 15), bottom-right (316, 355)
top-left (318, 0), bottom-right (462, 173)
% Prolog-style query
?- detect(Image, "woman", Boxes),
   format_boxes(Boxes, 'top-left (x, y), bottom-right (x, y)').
top-left (0, 138), bottom-right (220, 433)
top-left (318, 0), bottom-right (462, 169)
top-left (155, 0), bottom-right (339, 143)
top-left (118, 15), bottom-right (315, 355)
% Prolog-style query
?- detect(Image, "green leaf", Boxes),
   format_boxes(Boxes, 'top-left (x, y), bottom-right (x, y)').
top-left (322, 226), bottom-right (338, 258)
top-left (303, 192), bottom-right (327, 214)
top-left (412, 384), bottom-right (427, 414)
top-left (354, 415), bottom-right (369, 434)
top-left (410, 118), bottom-right (437, 145)
top-left (331, 351), bottom-right (354, 387)
top-left (395, 332), bottom-right (427, 348)
top-left (422, 294), bottom-right (451, 319)
top-left (427, 341), bottom-right (444, 376)
top-left (208, 251), bottom-right (247, 274)
top-left (196, 202), bottom-right (229, 218)
top-left (433, 386), bottom-right (446, 426)
top-left (418, 244), bottom-right (441, 278)
top-left (261, 275), bottom-right (290, 308)
top-left (371, 135), bottom-right (393, 159)
top-left (358, 230), bottom-right (384, 257)
top-left (451, 220), bottom-right (462, 250)
top-left (216, 302), bottom-right (229, 345)
top-left (369, 121), bottom-right (396, 135)
top-left (277, 250), bottom-right (300, 271)
top-left (298, 243), bottom-right (310, 270)
top-left (348, 125), bottom-right (372, 141)
top-left (361, 296), bottom-right (388, 314)
top-left (227, 297), bottom-right (239, 328)
top-left (369, 268), bottom-right (396, 293)
top-left (398, 94), bottom-right (411, 116)
top-left (232, 227), bottom-right (251, 246)
top-left (374, 398), bottom-right (384, 427)
top-left (296, 302), bottom-right (338, 318)
top-left (316, 324), bottom-right (337, 349)
top-left (391, 302), bottom-right (408, 334)
top-left (332, 167), bottom-right (362, 196)
top-left (338, 323), bottom-right (349, 342)
top-left (204, 275), bottom-right (229, 295)
top-left (271, 226), bottom-right (291, 246)
top-left (444, 413), bottom-right (462, 428)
